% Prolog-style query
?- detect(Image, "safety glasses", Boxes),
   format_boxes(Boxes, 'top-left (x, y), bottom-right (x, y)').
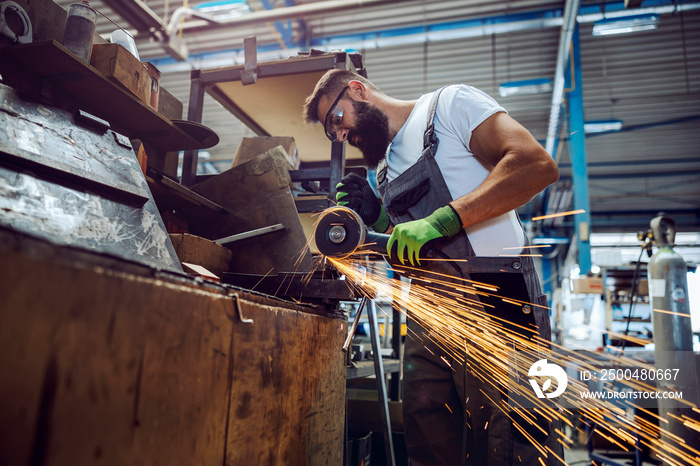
top-left (324, 85), bottom-right (349, 142)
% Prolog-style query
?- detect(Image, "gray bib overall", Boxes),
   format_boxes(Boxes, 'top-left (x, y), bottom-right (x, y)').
top-left (376, 88), bottom-right (562, 466)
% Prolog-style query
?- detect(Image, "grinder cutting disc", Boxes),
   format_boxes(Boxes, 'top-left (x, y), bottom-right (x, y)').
top-left (314, 206), bottom-right (366, 258)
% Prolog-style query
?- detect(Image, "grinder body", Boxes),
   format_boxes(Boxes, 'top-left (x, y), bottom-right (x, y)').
top-left (314, 206), bottom-right (389, 258)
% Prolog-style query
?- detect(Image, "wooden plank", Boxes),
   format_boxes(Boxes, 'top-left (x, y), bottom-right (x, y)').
top-left (0, 41), bottom-right (209, 152)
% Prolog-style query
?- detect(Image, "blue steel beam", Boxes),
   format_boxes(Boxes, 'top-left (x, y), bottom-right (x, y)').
top-left (558, 157), bottom-right (700, 169)
top-left (566, 23), bottom-right (592, 275)
top-left (558, 169), bottom-right (700, 179)
top-left (150, 0), bottom-right (700, 68)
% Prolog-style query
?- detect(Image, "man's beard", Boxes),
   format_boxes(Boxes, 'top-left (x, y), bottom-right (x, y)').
top-left (348, 100), bottom-right (390, 169)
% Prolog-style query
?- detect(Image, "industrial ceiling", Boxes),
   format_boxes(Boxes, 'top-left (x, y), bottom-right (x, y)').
top-left (57, 0), bottom-right (700, 236)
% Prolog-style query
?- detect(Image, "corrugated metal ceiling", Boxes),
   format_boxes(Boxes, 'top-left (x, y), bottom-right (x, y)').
top-left (54, 0), bottom-right (700, 233)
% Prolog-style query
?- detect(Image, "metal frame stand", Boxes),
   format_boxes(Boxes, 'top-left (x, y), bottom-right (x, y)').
top-left (367, 299), bottom-right (396, 466)
top-left (343, 297), bottom-right (396, 466)
top-left (586, 418), bottom-right (643, 466)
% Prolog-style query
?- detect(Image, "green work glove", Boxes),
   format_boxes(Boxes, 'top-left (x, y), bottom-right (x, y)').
top-left (336, 173), bottom-right (390, 232)
top-left (387, 205), bottom-right (463, 266)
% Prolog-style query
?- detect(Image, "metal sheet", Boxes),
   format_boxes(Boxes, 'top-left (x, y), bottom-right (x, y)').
top-left (190, 149), bottom-right (314, 275)
top-left (0, 84), bottom-right (182, 272)
top-left (223, 271), bottom-right (355, 304)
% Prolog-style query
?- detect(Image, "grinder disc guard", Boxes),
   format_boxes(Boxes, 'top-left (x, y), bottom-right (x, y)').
top-left (314, 207), bottom-right (365, 258)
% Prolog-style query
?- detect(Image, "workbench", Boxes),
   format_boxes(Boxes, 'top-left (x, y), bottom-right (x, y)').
top-left (0, 228), bottom-right (346, 465)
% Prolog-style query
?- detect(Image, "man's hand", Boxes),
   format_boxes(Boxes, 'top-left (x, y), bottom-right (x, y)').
top-left (387, 205), bottom-right (462, 266)
top-left (336, 173), bottom-right (390, 232)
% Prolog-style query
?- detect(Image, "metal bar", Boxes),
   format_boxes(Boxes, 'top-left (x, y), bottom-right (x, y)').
top-left (567, 24), bottom-right (592, 275)
top-left (329, 141), bottom-right (345, 203)
top-left (389, 307), bottom-right (402, 401)
top-left (214, 224), bottom-right (285, 245)
top-left (545, 0), bottom-right (580, 157)
top-left (182, 72), bottom-right (206, 186)
top-left (197, 54), bottom-right (342, 84)
top-left (241, 36), bottom-right (258, 85)
top-left (343, 296), bottom-right (367, 366)
top-left (231, 293), bottom-right (254, 324)
top-left (367, 300), bottom-right (396, 466)
top-left (146, 171), bottom-right (228, 212)
top-left (289, 168), bottom-right (331, 182)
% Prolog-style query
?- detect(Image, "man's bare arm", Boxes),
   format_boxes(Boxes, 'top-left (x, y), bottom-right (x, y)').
top-left (449, 112), bottom-right (559, 229)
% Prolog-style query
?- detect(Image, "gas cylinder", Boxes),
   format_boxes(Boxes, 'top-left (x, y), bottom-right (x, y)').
top-left (649, 214), bottom-right (693, 351)
top-left (647, 213), bottom-right (699, 449)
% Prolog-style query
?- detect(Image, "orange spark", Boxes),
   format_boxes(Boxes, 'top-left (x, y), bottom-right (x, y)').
top-left (532, 209), bottom-right (586, 221)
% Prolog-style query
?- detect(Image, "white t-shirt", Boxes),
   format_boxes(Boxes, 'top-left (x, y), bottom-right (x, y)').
top-left (385, 85), bottom-right (526, 256)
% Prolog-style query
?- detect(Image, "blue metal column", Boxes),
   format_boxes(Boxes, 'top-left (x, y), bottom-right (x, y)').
top-left (542, 257), bottom-right (553, 298)
top-left (566, 24), bottom-right (592, 274)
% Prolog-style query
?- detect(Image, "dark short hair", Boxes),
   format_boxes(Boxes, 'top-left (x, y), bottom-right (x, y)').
top-left (302, 69), bottom-right (378, 125)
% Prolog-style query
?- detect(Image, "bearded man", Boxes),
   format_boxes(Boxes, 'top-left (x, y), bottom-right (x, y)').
top-left (303, 70), bottom-right (562, 466)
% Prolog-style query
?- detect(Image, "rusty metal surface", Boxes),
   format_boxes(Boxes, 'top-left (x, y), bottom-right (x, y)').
top-left (0, 84), bottom-right (182, 272)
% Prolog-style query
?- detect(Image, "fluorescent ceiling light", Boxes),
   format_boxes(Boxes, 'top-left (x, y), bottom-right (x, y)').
top-left (591, 14), bottom-right (660, 36)
top-left (584, 119), bottom-right (623, 133)
top-left (498, 78), bottom-right (552, 97)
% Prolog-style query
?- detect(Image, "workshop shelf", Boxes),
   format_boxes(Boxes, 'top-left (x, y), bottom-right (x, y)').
top-left (0, 40), bottom-right (214, 152)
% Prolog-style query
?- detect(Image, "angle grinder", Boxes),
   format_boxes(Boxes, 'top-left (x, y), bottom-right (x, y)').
top-left (314, 206), bottom-right (390, 259)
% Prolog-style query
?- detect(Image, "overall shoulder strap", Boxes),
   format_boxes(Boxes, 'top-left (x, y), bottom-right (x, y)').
top-left (423, 86), bottom-right (448, 154)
